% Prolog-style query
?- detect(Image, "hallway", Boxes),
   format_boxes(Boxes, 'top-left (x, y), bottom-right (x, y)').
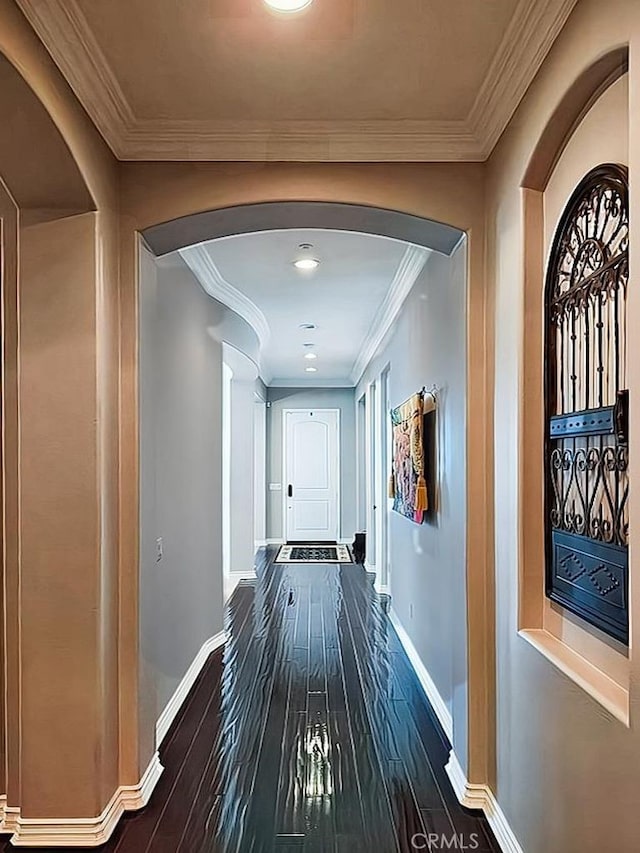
top-left (92, 551), bottom-right (497, 853)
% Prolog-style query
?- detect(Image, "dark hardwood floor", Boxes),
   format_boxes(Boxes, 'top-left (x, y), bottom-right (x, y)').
top-left (3, 551), bottom-right (499, 852)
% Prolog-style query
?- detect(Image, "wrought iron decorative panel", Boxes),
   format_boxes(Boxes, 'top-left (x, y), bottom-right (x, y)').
top-left (545, 164), bottom-right (629, 644)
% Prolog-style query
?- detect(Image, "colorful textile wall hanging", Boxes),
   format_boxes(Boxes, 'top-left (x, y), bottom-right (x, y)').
top-left (389, 390), bottom-right (435, 524)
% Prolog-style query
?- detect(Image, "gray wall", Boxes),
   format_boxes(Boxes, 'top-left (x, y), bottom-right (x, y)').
top-left (356, 242), bottom-right (468, 761)
top-left (139, 250), bottom-right (259, 728)
top-left (266, 387), bottom-right (357, 541)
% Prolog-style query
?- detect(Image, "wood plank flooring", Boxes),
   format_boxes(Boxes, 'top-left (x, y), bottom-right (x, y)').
top-left (2, 550), bottom-right (499, 852)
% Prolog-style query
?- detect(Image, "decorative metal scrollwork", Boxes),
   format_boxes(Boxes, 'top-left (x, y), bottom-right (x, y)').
top-left (545, 164), bottom-right (629, 644)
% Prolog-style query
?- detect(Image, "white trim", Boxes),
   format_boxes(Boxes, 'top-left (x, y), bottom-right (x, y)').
top-left (17, 0), bottom-right (578, 162)
top-left (225, 571), bottom-right (257, 603)
top-left (7, 753), bottom-right (163, 847)
top-left (269, 378), bottom-right (355, 389)
top-left (351, 246), bottom-right (429, 385)
top-left (254, 540), bottom-right (268, 549)
top-left (179, 245), bottom-right (271, 350)
top-left (156, 631), bottom-right (226, 747)
top-left (445, 750), bottom-right (524, 853)
top-left (388, 607), bottom-right (454, 743)
top-left (2, 805), bottom-right (20, 835)
top-left (266, 538), bottom-right (285, 546)
top-left (338, 537), bottom-right (353, 545)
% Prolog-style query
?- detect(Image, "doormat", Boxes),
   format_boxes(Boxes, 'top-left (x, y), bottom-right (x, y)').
top-left (275, 544), bottom-right (353, 564)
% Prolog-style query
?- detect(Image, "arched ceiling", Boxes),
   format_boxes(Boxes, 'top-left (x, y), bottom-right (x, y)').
top-left (0, 54), bottom-right (94, 215)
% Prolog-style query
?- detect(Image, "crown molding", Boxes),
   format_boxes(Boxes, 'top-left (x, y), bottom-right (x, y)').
top-left (269, 378), bottom-right (355, 388)
top-left (5, 753), bottom-right (163, 847)
top-left (17, 0), bottom-right (578, 162)
top-left (179, 245), bottom-right (271, 350)
top-left (15, 0), bottom-right (134, 157)
top-left (468, 0), bottom-right (580, 158)
top-left (350, 245), bottom-right (429, 386)
top-left (122, 118), bottom-right (479, 162)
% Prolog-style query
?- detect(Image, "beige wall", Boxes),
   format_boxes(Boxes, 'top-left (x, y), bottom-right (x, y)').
top-left (0, 0), bottom-right (121, 825)
top-left (8, 0), bottom-right (636, 845)
top-left (488, 1), bottom-right (640, 850)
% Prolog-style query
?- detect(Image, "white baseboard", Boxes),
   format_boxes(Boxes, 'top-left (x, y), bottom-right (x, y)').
top-left (7, 753), bottom-right (163, 847)
top-left (156, 631), bottom-right (226, 747)
top-left (225, 570), bottom-right (257, 603)
top-left (254, 540), bottom-right (267, 549)
top-left (445, 750), bottom-right (523, 853)
top-left (266, 538), bottom-right (285, 546)
top-left (338, 537), bottom-right (353, 545)
top-left (388, 608), bottom-right (454, 743)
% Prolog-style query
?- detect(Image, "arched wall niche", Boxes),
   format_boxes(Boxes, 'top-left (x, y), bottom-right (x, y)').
top-left (518, 47), bottom-right (631, 723)
top-left (522, 46), bottom-right (628, 193)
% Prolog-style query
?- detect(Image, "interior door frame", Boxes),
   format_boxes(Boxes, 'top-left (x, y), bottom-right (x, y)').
top-left (282, 407), bottom-right (341, 542)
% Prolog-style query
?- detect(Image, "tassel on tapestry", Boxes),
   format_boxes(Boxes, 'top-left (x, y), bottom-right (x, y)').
top-left (389, 389), bottom-right (435, 524)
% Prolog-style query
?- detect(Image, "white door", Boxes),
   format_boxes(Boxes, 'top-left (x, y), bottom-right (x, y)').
top-left (284, 409), bottom-right (340, 542)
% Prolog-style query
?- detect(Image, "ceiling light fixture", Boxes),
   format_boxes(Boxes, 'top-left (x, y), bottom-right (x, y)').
top-left (293, 243), bottom-right (320, 272)
top-left (264, 0), bottom-right (314, 13)
top-left (304, 352), bottom-right (317, 360)
top-left (305, 366), bottom-right (318, 373)
top-left (299, 323), bottom-right (317, 331)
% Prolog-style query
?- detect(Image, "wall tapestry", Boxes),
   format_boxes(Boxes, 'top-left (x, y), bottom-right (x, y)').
top-left (389, 390), bottom-right (435, 524)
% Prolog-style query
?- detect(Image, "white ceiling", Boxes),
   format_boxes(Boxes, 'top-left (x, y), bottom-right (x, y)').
top-left (178, 229), bottom-right (428, 385)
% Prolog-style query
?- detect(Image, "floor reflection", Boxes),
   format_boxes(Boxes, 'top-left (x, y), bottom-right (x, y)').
top-left (197, 554), bottom-right (497, 853)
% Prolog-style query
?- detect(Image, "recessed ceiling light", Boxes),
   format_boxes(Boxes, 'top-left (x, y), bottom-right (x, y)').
top-left (305, 366), bottom-right (318, 373)
top-left (304, 352), bottom-right (317, 360)
top-left (293, 243), bottom-right (320, 272)
top-left (264, 0), bottom-right (313, 12)
top-left (294, 257), bottom-right (320, 271)
top-left (299, 323), bottom-right (317, 331)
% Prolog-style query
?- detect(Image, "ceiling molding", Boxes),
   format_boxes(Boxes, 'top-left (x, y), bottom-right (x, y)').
top-left (179, 245), bottom-right (271, 350)
top-left (16, 0), bottom-right (134, 157)
top-left (350, 245), bottom-right (430, 386)
top-left (269, 378), bottom-right (355, 389)
top-left (468, 0), bottom-right (580, 158)
top-left (122, 118), bottom-right (479, 162)
top-left (17, 0), bottom-right (579, 162)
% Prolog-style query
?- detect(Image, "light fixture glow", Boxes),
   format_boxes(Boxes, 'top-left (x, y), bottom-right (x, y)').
top-left (304, 352), bottom-right (317, 360)
top-left (293, 257), bottom-right (320, 271)
top-left (305, 366), bottom-right (318, 373)
top-left (293, 243), bottom-right (320, 272)
top-left (264, 0), bottom-right (314, 13)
